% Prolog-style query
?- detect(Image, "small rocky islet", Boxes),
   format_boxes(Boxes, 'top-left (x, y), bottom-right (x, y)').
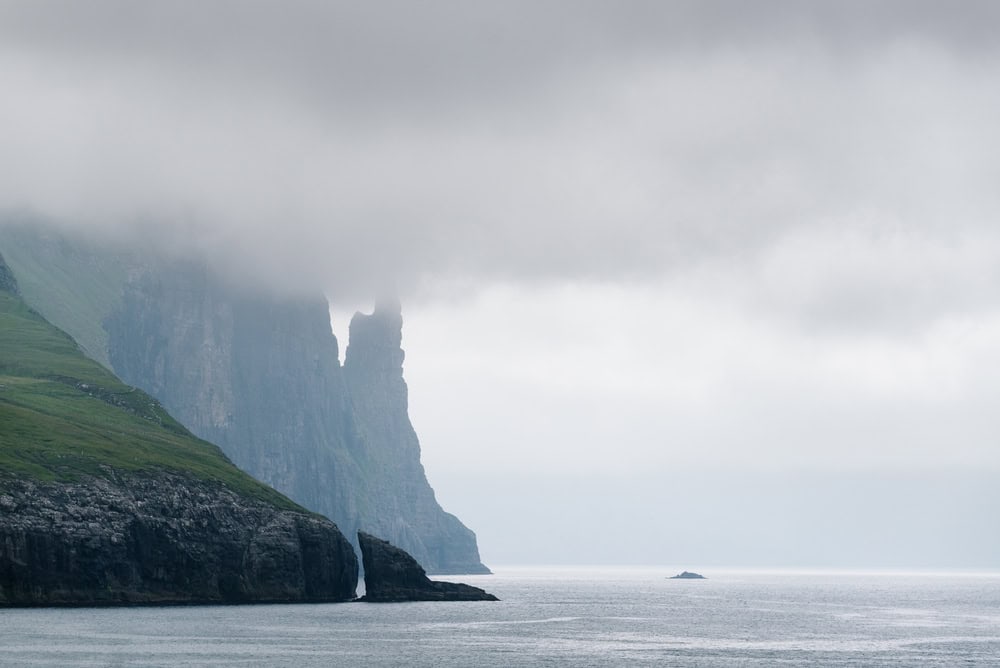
top-left (669, 571), bottom-right (707, 579)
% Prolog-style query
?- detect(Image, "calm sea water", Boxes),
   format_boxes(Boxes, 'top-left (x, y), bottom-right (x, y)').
top-left (2, 567), bottom-right (999, 667)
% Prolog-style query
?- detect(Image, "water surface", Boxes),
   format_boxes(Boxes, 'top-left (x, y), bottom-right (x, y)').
top-left (2, 567), bottom-right (998, 666)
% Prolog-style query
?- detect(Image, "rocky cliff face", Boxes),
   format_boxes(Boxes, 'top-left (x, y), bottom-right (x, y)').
top-left (101, 263), bottom-right (487, 574)
top-left (104, 263), bottom-right (367, 537)
top-left (344, 302), bottom-right (488, 573)
top-left (0, 474), bottom-right (358, 606)
top-left (358, 532), bottom-right (497, 602)
top-left (0, 256), bottom-right (359, 607)
top-left (1, 225), bottom-right (488, 574)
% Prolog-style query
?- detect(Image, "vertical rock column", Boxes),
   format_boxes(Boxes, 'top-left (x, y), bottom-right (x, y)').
top-left (344, 301), bottom-right (489, 574)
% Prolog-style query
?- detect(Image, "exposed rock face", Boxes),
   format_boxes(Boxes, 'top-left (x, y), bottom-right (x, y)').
top-left (104, 263), bottom-right (367, 541)
top-left (344, 302), bottom-right (488, 574)
top-left (102, 263), bottom-right (488, 574)
top-left (0, 225), bottom-right (489, 574)
top-left (0, 474), bottom-right (358, 606)
top-left (0, 258), bottom-right (359, 607)
top-left (358, 532), bottom-right (497, 602)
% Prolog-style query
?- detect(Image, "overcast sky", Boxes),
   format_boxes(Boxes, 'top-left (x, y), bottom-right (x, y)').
top-left (3, 1), bottom-right (999, 566)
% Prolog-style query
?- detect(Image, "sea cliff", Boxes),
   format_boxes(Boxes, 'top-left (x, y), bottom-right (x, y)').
top-left (358, 532), bottom-right (497, 602)
top-left (0, 475), bottom-right (358, 606)
top-left (0, 253), bottom-right (358, 606)
top-left (0, 224), bottom-right (488, 574)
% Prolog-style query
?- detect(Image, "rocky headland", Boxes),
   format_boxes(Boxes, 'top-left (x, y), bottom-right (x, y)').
top-left (0, 253), bottom-right (358, 606)
top-left (357, 532), bottom-right (498, 602)
top-left (0, 475), bottom-right (358, 606)
top-left (0, 224), bottom-right (488, 575)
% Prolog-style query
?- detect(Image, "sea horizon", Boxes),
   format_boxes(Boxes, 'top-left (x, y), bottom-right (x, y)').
top-left (474, 564), bottom-right (1000, 578)
top-left (5, 565), bottom-right (998, 667)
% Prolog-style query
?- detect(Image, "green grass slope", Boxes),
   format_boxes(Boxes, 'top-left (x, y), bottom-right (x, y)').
top-left (0, 223), bottom-right (129, 370)
top-left (0, 273), bottom-right (299, 511)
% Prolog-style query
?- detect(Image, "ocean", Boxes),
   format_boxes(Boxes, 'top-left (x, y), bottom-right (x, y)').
top-left (2, 567), bottom-right (998, 666)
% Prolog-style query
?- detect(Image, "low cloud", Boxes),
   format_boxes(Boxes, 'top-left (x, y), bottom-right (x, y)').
top-left (2, 1), bottom-right (999, 332)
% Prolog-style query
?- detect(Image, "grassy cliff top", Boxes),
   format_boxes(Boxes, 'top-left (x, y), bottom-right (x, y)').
top-left (0, 223), bottom-right (128, 370)
top-left (0, 284), bottom-right (300, 511)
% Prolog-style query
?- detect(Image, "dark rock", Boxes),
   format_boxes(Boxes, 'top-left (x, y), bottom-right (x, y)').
top-left (0, 474), bottom-right (358, 606)
top-left (669, 571), bottom-right (706, 579)
top-left (357, 532), bottom-right (498, 602)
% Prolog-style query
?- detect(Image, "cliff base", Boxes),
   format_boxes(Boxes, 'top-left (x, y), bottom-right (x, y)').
top-left (357, 532), bottom-right (497, 602)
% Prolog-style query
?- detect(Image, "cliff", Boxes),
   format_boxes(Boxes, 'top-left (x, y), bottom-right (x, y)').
top-left (0, 476), bottom-right (357, 606)
top-left (344, 302), bottom-right (488, 573)
top-left (0, 224), bottom-right (488, 574)
top-left (104, 262), bottom-right (368, 541)
top-left (0, 258), bottom-right (358, 605)
top-left (358, 532), bottom-right (498, 602)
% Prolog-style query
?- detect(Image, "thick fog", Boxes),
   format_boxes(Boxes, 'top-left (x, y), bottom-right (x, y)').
top-left (3, 1), bottom-right (999, 567)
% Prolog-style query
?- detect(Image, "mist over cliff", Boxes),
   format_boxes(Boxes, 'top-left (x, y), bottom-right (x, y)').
top-left (0, 224), bottom-right (487, 574)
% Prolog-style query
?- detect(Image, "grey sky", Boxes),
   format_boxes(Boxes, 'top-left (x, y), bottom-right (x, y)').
top-left (3, 2), bottom-right (999, 565)
top-left (3, 1), bottom-right (1000, 298)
